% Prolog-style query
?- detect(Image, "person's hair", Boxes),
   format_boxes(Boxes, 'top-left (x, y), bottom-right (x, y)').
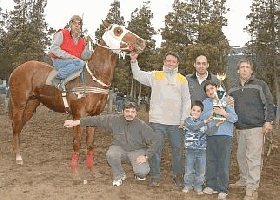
top-left (191, 100), bottom-right (204, 112)
top-left (203, 80), bottom-right (217, 93)
top-left (237, 58), bottom-right (253, 70)
top-left (195, 55), bottom-right (208, 64)
top-left (123, 101), bottom-right (139, 111)
top-left (164, 51), bottom-right (180, 62)
top-left (69, 15), bottom-right (83, 26)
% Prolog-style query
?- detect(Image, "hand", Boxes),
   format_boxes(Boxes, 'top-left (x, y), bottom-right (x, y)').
top-left (179, 120), bottom-right (184, 128)
top-left (85, 35), bottom-right (93, 43)
top-left (136, 155), bottom-right (147, 165)
top-left (262, 122), bottom-right (273, 134)
top-left (227, 95), bottom-right (235, 106)
top-left (213, 106), bottom-right (228, 118)
top-left (130, 52), bottom-right (139, 61)
top-left (64, 120), bottom-right (80, 128)
top-left (205, 115), bottom-right (213, 124)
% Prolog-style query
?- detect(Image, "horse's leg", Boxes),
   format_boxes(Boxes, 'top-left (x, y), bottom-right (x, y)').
top-left (85, 127), bottom-right (95, 171)
top-left (12, 99), bottom-right (40, 164)
top-left (71, 126), bottom-right (83, 174)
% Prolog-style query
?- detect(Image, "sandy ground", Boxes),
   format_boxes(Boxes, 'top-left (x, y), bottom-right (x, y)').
top-left (0, 95), bottom-right (279, 200)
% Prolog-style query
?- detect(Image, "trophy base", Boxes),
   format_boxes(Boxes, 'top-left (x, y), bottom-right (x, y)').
top-left (213, 116), bottom-right (226, 121)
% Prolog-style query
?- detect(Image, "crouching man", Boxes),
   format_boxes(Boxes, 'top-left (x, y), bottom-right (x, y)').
top-left (64, 101), bottom-right (160, 186)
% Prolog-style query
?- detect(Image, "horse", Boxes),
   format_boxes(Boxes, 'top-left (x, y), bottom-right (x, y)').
top-left (8, 20), bottom-right (146, 174)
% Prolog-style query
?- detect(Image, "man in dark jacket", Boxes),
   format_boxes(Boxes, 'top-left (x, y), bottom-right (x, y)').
top-left (228, 58), bottom-right (275, 200)
top-left (64, 101), bottom-right (160, 187)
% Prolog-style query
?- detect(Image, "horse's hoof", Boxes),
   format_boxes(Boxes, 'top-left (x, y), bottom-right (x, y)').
top-left (16, 159), bottom-right (23, 165)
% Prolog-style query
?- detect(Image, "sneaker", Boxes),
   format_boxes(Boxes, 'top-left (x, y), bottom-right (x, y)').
top-left (182, 187), bottom-right (191, 193)
top-left (203, 187), bottom-right (218, 194)
top-left (112, 174), bottom-right (126, 186)
top-left (244, 190), bottom-right (258, 200)
top-left (149, 177), bottom-right (160, 187)
top-left (229, 180), bottom-right (246, 188)
top-left (135, 174), bottom-right (146, 181)
top-left (195, 188), bottom-right (203, 195)
top-left (173, 175), bottom-right (183, 188)
top-left (218, 192), bottom-right (227, 200)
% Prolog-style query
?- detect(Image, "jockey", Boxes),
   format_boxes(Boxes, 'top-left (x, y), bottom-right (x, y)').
top-left (49, 15), bottom-right (93, 91)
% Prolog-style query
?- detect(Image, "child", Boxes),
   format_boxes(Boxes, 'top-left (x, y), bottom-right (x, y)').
top-left (182, 100), bottom-right (222, 195)
top-left (201, 80), bottom-right (238, 200)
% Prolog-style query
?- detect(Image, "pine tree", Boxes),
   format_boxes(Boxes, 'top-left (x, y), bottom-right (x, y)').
top-left (1, 0), bottom-right (54, 78)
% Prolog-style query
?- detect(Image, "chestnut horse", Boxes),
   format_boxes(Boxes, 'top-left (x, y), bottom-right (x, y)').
top-left (8, 21), bottom-right (146, 174)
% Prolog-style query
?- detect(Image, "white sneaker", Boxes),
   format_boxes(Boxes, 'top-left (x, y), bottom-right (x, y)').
top-left (112, 174), bottom-right (126, 186)
top-left (218, 193), bottom-right (227, 200)
top-left (182, 187), bottom-right (190, 193)
top-left (203, 187), bottom-right (218, 194)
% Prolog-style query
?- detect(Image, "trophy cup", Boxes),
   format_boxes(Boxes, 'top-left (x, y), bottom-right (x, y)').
top-left (213, 73), bottom-right (227, 120)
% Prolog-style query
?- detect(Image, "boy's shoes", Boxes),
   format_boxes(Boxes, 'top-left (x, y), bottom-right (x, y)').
top-left (218, 192), bottom-right (228, 200)
top-left (135, 174), bottom-right (146, 181)
top-left (112, 174), bottom-right (126, 186)
top-left (244, 190), bottom-right (258, 200)
top-left (149, 177), bottom-right (160, 187)
top-left (229, 180), bottom-right (246, 188)
top-left (195, 188), bottom-right (203, 195)
top-left (203, 187), bottom-right (218, 194)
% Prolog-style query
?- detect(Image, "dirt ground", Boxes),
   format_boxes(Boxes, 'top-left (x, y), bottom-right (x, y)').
top-left (0, 94), bottom-right (279, 200)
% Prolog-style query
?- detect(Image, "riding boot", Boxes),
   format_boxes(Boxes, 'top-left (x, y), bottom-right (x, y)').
top-left (51, 74), bottom-right (65, 91)
top-left (51, 74), bottom-right (61, 88)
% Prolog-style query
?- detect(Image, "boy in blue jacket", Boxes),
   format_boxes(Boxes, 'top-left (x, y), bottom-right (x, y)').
top-left (182, 100), bottom-right (223, 195)
top-left (201, 81), bottom-right (238, 200)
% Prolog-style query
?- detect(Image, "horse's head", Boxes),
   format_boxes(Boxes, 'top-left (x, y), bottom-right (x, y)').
top-left (101, 20), bottom-right (146, 54)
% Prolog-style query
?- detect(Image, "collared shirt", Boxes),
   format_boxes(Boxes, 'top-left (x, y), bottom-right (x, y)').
top-left (196, 71), bottom-right (209, 84)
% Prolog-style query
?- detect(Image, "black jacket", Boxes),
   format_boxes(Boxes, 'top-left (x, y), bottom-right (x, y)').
top-left (228, 76), bottom-right (275, 129)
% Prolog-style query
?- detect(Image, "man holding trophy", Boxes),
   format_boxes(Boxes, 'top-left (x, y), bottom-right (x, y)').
top-left (201, 79), bottom-right (238, 200)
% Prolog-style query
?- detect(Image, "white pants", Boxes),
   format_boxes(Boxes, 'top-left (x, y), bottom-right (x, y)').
top-left (236, 127), bottom-right (264, 192)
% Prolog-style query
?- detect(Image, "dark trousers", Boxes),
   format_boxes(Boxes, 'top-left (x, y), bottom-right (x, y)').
top-left (205, 135), bottom-right (232, 193)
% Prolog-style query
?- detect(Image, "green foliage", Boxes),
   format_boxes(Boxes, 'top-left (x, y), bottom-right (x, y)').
top-left (244, 0), bottom-right (279, 101)
top-left (0, 0), bottom-right (54, 80)
top-left (160, 0), bottom-right (229, 76)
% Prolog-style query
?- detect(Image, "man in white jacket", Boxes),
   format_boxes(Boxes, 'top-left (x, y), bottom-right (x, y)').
top-left (130, 52), bottom-right (191, 187)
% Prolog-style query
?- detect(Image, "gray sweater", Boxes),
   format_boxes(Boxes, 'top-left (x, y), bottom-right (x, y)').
top-left (80, 114), bottom-right (160, 159)
top-left (186, 72), bottom-right (219, 102)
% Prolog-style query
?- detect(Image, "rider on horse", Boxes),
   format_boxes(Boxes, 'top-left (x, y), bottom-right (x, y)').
top-left (49, 15), bottom-right (93, 91)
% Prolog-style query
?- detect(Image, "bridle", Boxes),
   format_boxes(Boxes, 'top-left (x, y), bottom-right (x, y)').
top-left (84, 24), bottom-right (138, 88)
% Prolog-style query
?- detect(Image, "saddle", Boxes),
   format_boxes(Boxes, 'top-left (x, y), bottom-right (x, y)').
top-left (46, 68), bottom-right (83, 91)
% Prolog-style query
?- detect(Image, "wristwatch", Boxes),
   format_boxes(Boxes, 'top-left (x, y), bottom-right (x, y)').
top-left (270, 121), bottom-right (274, 125)
top-left (145, 154), bottom-right (148, 159)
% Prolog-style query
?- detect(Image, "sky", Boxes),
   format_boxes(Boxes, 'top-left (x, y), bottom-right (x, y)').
top-left (1, 0), bottom-right (252, 47)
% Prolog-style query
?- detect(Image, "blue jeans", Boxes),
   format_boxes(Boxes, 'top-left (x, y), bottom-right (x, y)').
top-left (184, 149), bottom-right (206, 191)
top-left (206, 135), bottom-right (232, 193)
top-left (116, 99), bottom-right (123, 112)
top-left (53, 58), bottom-right (85, 80)
top-left (149, 122), bottom-right (183, 178)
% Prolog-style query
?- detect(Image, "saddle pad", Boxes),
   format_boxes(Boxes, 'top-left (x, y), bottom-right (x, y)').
top-left (46, 68), bottom-right (83, 86)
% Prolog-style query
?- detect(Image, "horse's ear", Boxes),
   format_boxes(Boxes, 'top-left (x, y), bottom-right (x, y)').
top-left (102, 20), bottom-right (110, 28)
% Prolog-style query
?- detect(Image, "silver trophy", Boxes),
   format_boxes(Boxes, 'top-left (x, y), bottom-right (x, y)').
top-left (213, 73), bottom-right (227, 120)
